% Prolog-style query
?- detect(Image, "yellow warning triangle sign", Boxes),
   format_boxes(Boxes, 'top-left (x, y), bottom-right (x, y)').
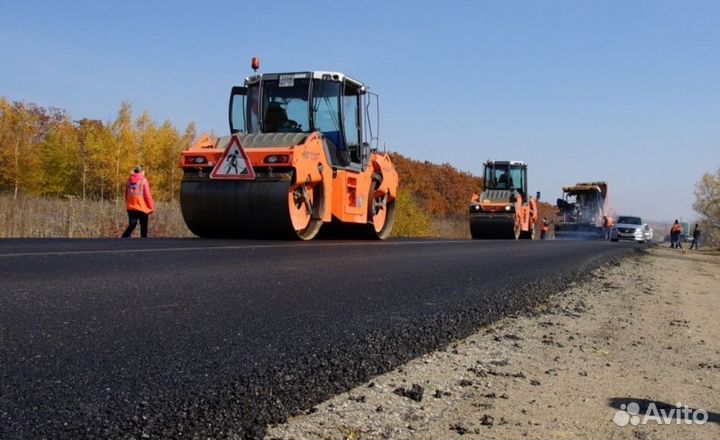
top-left (210, 135), bottom-right (256, 180)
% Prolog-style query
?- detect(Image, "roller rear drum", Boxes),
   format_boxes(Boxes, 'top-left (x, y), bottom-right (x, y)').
top-left (469, 214), bottom-right (516, 239)
top-left (180, 177), bottom-right (323, 240)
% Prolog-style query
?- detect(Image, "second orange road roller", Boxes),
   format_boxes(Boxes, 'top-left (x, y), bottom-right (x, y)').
top-left (469, 160), bottom-right (539, 239)
top-left (178, 62), bottom-right (398, 240)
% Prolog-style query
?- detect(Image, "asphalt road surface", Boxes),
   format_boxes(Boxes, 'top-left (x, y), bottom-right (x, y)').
top-left (0, 238), bottom-right (638, 439)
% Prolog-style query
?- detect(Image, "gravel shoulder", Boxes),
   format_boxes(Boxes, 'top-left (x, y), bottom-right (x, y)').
top-left (266, 246), bottom-right (720, 439)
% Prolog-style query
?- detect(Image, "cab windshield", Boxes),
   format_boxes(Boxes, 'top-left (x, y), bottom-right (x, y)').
top-left (617, 216), bottom-right (642, 225)
top-left (259, 79), bottom-right (311, 133)
top-left (243, 78), bottom-right (347, 137)
top-left (237, 75), bottom-right (361, 162)
top-left (484, 163), bottom-right (524, 190)
top-left (241, 79), bottom-right (312, 134)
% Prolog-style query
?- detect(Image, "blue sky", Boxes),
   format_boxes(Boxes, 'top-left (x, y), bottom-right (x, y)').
top-left (1, 0), bottom-right (718, 222)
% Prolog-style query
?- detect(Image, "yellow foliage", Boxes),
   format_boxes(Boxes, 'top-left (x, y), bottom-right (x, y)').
top-left (390, 152), bottom-right (483, 220)
top-left (392, 189), bottom-right (433, 237)
top-left (0, 98), bottom-right (196, 202)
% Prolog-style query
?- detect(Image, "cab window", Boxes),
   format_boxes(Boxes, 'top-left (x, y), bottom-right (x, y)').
top-left (343, 83), bottom-right (361, 162)
top-left (312, 80), bottom-right (342, 148)
top-left (245, 84), bottom-right (260, 133)
top-left (509, 166), bottom-right (523, 190)
top-left (485, 164), bottom-right (510, 188)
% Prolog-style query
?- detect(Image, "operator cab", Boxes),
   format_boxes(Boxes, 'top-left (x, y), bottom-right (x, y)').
top-left (483, 161), bottom-right (527, 195)
top-left (228, 71), bottom-right (379, 169)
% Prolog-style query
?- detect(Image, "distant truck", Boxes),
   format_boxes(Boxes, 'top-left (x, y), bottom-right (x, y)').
top-left (554, 181), bottom-right (610, 240)
top-left (681, 222), bottom-right (690, 242)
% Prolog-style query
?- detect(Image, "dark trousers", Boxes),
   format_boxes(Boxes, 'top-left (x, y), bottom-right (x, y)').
top-left (122, 210), bottom-right (149, 238)
top-left (670, 233), bottom-right (682, 248)
top-left (691, 237), bottom-right (699, 250)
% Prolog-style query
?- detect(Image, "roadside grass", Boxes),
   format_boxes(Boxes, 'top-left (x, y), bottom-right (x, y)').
top-left (0, 195), bottom-right (192, 238)
top-left (431, 217), bottom-right (471, 239)
top-left (1, 195), bottom-right (497, 240)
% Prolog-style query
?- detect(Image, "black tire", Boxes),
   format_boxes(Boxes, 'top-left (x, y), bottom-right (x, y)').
top-left (367, 175), bottom-right (395, 240)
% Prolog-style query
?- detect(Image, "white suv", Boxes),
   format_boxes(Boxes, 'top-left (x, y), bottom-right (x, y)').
top-left (610, 216), bottom-right (650, 243)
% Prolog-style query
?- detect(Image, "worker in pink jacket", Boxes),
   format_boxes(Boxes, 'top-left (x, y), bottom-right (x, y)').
top-left (121, 165), bottom-right (155, 238)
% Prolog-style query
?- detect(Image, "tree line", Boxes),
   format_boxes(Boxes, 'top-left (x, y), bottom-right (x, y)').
top-left (0, 97), bottom-right (196, 202)
top-left (390, 153), bottom-right (484, 219)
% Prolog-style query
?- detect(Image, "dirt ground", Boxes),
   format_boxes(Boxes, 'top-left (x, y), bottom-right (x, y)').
top-left (266, 246), bottom-right (720, 440)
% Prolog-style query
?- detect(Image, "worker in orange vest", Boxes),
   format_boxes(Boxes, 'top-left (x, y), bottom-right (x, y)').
top-left (121, 165), bottom-right (155, 238)
top-left (670, 219), bottom-right (682, 249)
top-left (602, 216), bottom-right (611, 240)
top-left (540, 217), bottom-right (549, 240)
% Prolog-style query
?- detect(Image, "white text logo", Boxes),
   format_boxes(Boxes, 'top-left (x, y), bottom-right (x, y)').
top-left (613, 402), bottom-right (708, 426)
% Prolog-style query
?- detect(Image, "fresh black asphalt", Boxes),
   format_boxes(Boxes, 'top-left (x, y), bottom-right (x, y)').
top-left (0, 238), bottom-right (638, 439)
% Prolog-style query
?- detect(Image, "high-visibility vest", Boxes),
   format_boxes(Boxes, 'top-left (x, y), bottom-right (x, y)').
top-left (127, 177), bottom-right (144, 197)
top-left (125, 177), bottom-right (153, 213)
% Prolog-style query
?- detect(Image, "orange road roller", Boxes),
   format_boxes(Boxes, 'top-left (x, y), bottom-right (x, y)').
top-left (179, 66), bottom-right (398, 240)
top-left (469, 160), bottom-right (538, 239)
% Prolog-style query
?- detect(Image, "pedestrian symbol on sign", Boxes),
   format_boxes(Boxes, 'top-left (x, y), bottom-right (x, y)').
top-left (210, 135), bottom-right (256, 180)
top-left (225, 150), bottom-right (245, 174)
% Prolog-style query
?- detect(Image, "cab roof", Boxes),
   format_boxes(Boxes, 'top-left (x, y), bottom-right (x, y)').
top-left (562, 181), bottom-right (608, 193)
top-left (246, 71), bottom-right (366, 90)
top-left (484, 160), bottom-right (527, 166)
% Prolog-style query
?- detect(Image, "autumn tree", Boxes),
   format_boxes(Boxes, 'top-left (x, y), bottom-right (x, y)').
top-left (694, 167), bottom-right (720, 244)
top-left (0, 100), bottom-right (64, 198)
top-left (392, 189), bottom-right (433, 237)
top-left (165, 122), bottom-right (196, 202)
top-left (0, 97), bottom-right (14, 191)
top-left (390, 152), bottom-right (483, 219)
top-left (111, 102), bottom-right (137, 201)
top-left (1, 97), bottom-right (199, 202)
top-left (40, 114), bottom-right (80, 196)
top-left (74, 118), bottom-right (110, 199)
